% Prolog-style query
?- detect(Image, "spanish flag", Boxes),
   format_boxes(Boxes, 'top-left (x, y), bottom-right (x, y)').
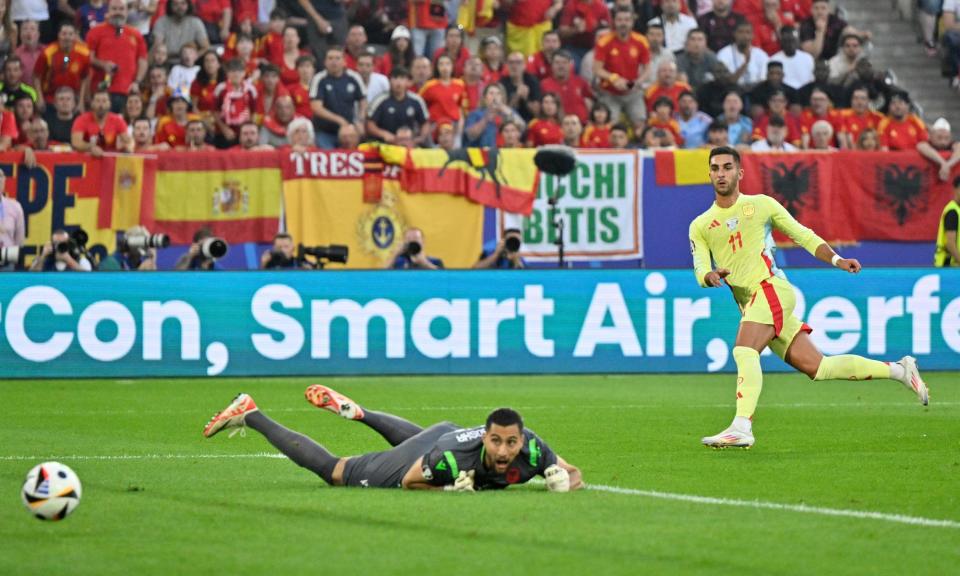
top-left (281, 150), bottom-right (483, 269)
top-left (153, 152), bottom-right (282, 243)
top-left (380, 145), bottom-right (538, 215)
top-left (98, 154), bottom-right (157, 231)
top-left (654, 149), bottom-right (712, 186)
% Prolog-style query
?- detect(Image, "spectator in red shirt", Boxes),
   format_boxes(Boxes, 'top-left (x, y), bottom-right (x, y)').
top-left (71, 88), bottom-right (132, 155)
top-left (432, 25), bottom-right (470, 78)
top-left (527, 92), bottom-right (564, 147)
top-left (255, 63), bottom-right (290, 122)
top-left (408, 0), bottom-right (447, 58)
top-left (143, 65), bottom-right (173, 119)
top-left (343, 24), bottom-right (370, 71)
top-left (213, 58), bottom-right (258, 146)
top-left (12, 96), bottom-right (36, 148)
top-left (289, 55), bottom-right (315, 118)
top-left (223, 18), bottom-right (255, 61)
top-left (34, 22), bottom-right (92, 107)
top-left (191, 49), bottom-right (224, 115)
top-left (258, 9), bottom-right (286, 65)
top-left (377, 25), bottom-right (415, 77)
top-left (644, 60), bottom-right (693, 114)
top-left (154, 94), bottom-right (197, 147)
top-left (878, 92), bottom-right (928, 151)
top-left (581, 101), bottom-right (612, 148)
top-left (261, 94), bottom-right (299, 147)
top-left (838, 86), bottom-right (883, 149)
top-left (800, 87), bottom-right (843, 148)
top-left (594, 8), bottom-right (651, 135)
top-left (526, 30), bottom-right (560, 80)
top-left (558, 0), bottom-right (612, 65)
top-left (752, 89), bottom-right (802, 146)
top-left (479, 35), bottom-right (506, 85)
top-left (462, 56), bottom-right (483, 114)
top-left (505, 0), bottom-right (563, 58)
top-left (87, 0), bottom-right (148, 113)
top-left (748, 0), bottom-right (791, 55)
top-left (540, 49), bottom-right (592, 124)
top-left (194, 0), bottom-right (232, 44)
top-left (0, 101), bottom-right (17, 151)
top-left (646, 96), bottom-right (684, 146)
top-left (278, 26), bottom-right (308, 87)
top-left (419, 54), bottom-right (466, 140)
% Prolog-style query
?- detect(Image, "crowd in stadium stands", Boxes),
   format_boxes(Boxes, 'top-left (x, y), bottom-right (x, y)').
top-left (0, 0), bottom-right (953, 160)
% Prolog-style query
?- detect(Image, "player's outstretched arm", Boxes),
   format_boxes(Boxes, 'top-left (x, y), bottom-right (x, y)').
top-left (814, 243), bottom-right (861, 274)
top-left (548, 456), bottom-right (583, 492)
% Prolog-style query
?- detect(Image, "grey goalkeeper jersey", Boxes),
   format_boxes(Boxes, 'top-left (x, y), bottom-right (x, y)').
top-left (421, 426), bottom-right (558, 490)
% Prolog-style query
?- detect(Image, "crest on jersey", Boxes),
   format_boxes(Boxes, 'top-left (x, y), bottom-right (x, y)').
top-left (726, 217), bottom-right (739, 231)
top-left (876, 164), bottom-right (928, 225)
top-left (742, 203), bottom-right (755, 218)
top-left (760, 161), bottom-right (817, 217)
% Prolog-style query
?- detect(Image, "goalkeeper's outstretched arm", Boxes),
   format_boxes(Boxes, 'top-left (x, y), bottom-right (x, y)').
top-left (547, 456), bottom-right (582, 492)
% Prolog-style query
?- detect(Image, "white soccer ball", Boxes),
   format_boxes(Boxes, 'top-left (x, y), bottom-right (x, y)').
top-left (21, 462), bottom-right (82, 521)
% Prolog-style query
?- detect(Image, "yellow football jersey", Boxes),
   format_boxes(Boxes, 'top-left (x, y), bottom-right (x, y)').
top-left (689, 193), bottom-right (825, 308)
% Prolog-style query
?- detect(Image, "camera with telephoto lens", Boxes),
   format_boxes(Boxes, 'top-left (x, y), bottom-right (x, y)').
top-left (200, 237), bottom-right (228, 260)
top-left (504, 236), bottom-right (521, 253)
top-left (122, 233), bottom-right (170, 251)
top-left (297, 244), bottom-right (349, 269)
top-left (54, 228), bottom-right (89, 259)
top-left (404, 241), bottom-right (422, 257)
top-left (0, 245), bottom-right (20, 266)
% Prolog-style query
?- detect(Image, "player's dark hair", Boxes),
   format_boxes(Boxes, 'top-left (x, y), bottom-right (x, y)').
top-left (486, 408), bottom-right (523, 433)
top-left (709, 145), bottom-right (740, 166)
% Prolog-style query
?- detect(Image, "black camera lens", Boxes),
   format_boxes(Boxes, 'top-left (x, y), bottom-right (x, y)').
top-left (406, 241), bottom-right (422, 256)
top-left (505, 236), bottom-right (521, 252)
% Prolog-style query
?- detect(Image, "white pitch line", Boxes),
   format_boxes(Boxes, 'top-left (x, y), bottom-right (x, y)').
top-left (583, 484), bottom-right (960, 530)
top-left (1, 452), bottom-right (957, 530)
top-left (8, 401), bottom-right (956, 417)
top-left (0, 452), bottom-right (287, 462)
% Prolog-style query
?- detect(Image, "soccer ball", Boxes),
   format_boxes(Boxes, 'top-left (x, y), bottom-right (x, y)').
top-left (21, 462), bottom-right (82, 521)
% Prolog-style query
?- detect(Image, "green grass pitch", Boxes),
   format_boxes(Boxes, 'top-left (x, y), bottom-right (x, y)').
top-left (1, 373), bottom-right (957, 575)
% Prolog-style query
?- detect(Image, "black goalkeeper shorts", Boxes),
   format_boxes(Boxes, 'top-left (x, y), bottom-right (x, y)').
top-left (341, 422), bottom-right (459, 488)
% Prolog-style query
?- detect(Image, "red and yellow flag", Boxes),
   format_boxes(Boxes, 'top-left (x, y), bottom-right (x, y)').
top-left (379, 145), bottom-right (539, 215)
top-left (281, 149), bottom-right (483, 269)
top-left (654, 149), bottom-right (712, 186)
top-left (154, 151), bottom-right (282, 243)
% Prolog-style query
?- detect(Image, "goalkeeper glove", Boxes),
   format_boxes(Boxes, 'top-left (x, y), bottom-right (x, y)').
top-left (444, 470), bottom-right (475, 492)
top-left (544, 464), bottom-right (570, 493)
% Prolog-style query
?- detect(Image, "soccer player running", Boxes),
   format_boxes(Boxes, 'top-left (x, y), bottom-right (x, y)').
top-left (203, 385), bottom-right (582, 492)
top-left (690, 146), bottom-right (929, 449)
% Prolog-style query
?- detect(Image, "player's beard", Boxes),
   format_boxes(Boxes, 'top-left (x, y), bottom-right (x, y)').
top-left (713, 173), bottom-right (739, 196)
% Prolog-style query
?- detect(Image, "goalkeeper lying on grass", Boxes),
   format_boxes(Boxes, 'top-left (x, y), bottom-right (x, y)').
top-left (203, 385), bottom-right (582, 492)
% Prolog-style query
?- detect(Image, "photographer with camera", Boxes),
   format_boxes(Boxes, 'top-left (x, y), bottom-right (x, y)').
top-left (29, 229), bottom-right (93, 272)
top-left (99, 225), bottom-right (165, 270)
top-left (0, 171), bottom-right (25, 270)
top-left (387, 227), bottom-right (444, 270)
top-left (261, 232), bottom-right (301, 269)
top-left (473, 228), bottom-right (526, 270)
top-left (174, 227), bottom-right (228, 270)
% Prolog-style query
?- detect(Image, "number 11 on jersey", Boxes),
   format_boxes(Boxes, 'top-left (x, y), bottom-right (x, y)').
top-left (728, 231), bottom-right (743, 253)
